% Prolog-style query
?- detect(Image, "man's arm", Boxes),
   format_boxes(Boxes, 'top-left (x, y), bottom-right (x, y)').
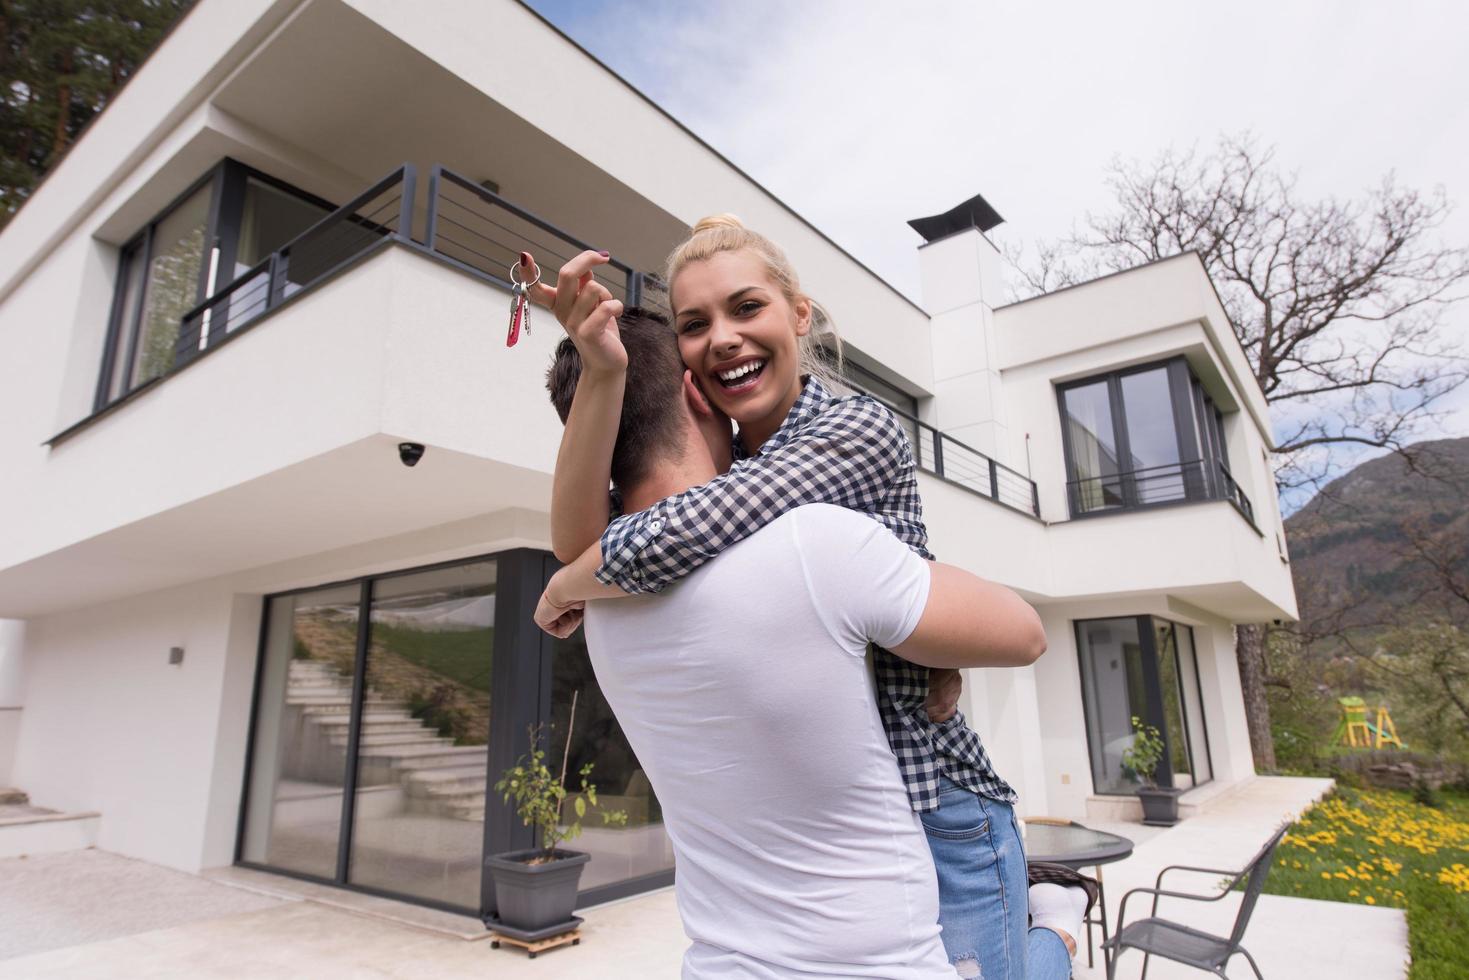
top-left (598, 396), bottom-right (919, 594)
top-left (892, 563), bottom-right (1047, 670)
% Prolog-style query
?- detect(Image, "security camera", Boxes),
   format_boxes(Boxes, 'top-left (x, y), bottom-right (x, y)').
top-left (398, 442), bottom-right (425, 467)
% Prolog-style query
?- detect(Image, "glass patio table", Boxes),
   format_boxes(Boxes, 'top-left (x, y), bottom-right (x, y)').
top-left (1023, 821), bottom-right (1134, 970)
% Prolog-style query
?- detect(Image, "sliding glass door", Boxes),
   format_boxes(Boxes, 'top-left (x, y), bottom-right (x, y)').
top-left (238, 549), bottom-right (674, 916)
top-left (1076, 616), bottom-right (1213, 795)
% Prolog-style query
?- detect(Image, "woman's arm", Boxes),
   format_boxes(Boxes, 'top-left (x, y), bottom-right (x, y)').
top-left (596, 394), bottom-right (919, 594)
top-left (525, 250), bottom-right (628, 562)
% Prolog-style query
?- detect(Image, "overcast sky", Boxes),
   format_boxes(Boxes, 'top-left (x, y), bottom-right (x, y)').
top-left (526, 0), bottom-right (1469, 460)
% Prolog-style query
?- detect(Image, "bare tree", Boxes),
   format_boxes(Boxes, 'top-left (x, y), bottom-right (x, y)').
top-left (1010, 133), bottom-right (1469, 769)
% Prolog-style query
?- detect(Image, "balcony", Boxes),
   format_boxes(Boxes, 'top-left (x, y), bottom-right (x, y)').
top-left (1065, 458), bottom-right (1257, 529)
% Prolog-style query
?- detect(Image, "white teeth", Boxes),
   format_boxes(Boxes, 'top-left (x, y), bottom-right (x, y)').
top-left (718, 359), bottom-right (765, 382)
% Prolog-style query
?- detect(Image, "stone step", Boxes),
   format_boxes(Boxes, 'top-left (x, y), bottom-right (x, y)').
top-left (311, 716), bottom-right (427, 735)
top-left (444, 802), bottom-right (485, 823)
top-left (0, 809), bottom-right (101, 859)
top-left (287, 694), bottom-right (395, 708)
top-left (332, 732), bottom-right (447, 748)
top-left (405, 765), bottom-right (487, 785)
top-left (358, 744), bottom-right (487, 770)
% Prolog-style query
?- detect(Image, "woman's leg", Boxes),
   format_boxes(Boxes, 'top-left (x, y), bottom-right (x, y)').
top-left (921, 777), bottom-right (1029, 979)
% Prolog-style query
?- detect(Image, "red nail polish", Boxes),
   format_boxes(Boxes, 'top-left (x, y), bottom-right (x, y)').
top-left (520, 251), bottom-right (533, 267)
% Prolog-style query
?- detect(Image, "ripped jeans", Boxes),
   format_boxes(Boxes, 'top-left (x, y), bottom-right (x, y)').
top-left (921, 777), bottom-right (1072, 980)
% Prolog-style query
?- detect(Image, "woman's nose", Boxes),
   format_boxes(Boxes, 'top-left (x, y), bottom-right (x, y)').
top-left (708, 316), bottom-right (741, 357)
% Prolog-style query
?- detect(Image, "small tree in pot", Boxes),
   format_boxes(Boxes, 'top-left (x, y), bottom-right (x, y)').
top-left (1121, 715), bottom-right (1182, 825)
top-left (486, 692), bottom-right (626, 937)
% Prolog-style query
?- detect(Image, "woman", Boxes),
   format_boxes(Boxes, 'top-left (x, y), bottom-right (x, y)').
top-left (527, 217), bottom-right (1089, 979)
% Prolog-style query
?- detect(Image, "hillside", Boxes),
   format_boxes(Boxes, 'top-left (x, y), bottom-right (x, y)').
top-left (1285, 437), bottom-right (1469, 629)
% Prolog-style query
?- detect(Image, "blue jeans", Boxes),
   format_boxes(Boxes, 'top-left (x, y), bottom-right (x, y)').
top-left (921, 777), bottom-right (1071, 979)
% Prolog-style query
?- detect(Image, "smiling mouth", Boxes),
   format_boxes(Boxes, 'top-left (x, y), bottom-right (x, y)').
top-left (715, 358), bottom-right (767, 391)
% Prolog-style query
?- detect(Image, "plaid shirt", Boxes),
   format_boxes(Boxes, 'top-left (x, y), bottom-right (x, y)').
top-left (596, 377), bottom-right (1016, 811)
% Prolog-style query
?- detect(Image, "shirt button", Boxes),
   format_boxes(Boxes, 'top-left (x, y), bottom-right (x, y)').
top-left (649, 519), bottom-right (664, 533)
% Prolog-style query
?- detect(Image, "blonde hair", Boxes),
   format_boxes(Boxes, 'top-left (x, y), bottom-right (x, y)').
top-left (666, 214), bottom-right (846, 392)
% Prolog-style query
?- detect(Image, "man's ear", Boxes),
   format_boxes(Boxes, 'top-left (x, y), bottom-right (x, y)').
top-left (683, 369), bottom-right (714, 416)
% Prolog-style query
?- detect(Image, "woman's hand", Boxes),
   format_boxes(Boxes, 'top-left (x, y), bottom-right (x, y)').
top-left (535, 574), bottom-right (586, 638)
top-left (521, 250), bottom-right (626, 375)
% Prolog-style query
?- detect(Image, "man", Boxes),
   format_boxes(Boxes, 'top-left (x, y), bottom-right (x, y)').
top-left (535, 312), bottom-right (1086, 978)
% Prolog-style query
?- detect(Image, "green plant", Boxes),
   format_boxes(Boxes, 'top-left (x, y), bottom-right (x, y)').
top-left (1413, 778), bottom-right (1444, 810)
top-left (1121, 716), bottom-right (1166, 788)
top-left (495, 692), bottom-right (627, 863)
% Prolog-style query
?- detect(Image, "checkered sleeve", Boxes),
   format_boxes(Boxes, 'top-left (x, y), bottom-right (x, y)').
top-left (595, 396), bottom-right (914, 594)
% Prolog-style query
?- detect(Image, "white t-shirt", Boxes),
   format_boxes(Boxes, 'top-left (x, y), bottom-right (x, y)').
top-left (584, 503), bottom-right (951, 979)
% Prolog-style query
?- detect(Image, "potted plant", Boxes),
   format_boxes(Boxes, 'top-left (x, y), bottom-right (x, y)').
top-left (1121, 715), bottom-right (1182, 825)
top-left (486, 692), bottom-right (626, 939)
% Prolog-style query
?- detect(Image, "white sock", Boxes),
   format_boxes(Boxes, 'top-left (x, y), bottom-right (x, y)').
top-left (1029, 882), bottom-right (1088, 951)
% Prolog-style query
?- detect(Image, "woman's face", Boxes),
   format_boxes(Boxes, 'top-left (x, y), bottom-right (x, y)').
top-left (671, 249), bottom-right (811, 437)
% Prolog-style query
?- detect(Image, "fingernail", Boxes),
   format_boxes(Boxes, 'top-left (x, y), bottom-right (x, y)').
top-left (520, 251), bottom-right (533, 267)
top-left (597, 250), bottom-right (610, 257)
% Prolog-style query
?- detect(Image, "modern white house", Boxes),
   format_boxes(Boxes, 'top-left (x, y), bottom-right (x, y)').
top-left (0, 0), bottom-right (1296, 922)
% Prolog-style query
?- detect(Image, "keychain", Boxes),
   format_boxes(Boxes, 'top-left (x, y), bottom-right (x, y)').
top-left (506, 256), bottom-right (540, 347)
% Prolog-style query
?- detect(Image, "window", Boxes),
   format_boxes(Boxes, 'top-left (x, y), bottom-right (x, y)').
top-left (1075, 616), bottom-right (1212, 794)
top-left (97, 160), bottom-right (332, 410)
top-left (239, 549), bottom-right (673, 918)
top-left (1057, 357), bottom-right (1241, 519)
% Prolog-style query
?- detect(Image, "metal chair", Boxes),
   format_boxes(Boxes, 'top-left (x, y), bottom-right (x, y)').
top-left (1104, 823), bottom-right (1288, 979)
top-left (1022, 816), bottom-right (1110, 970)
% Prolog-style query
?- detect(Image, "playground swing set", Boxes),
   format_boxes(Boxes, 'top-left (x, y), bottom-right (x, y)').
top-left (1332, 696), bottom-right (1405, 750)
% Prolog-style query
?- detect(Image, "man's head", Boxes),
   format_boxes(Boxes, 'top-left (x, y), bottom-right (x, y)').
top-left (547, 308), bottom-right (727, 494)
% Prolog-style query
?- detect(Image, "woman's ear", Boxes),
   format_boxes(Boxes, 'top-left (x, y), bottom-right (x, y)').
top-left (793, 297), bottom-right (813, 337)
top-left (683, 369), bottom-right (714, 416)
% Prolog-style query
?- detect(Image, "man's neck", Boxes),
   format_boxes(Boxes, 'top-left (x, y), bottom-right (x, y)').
top-left (620, 457), bottom-right (717, 514)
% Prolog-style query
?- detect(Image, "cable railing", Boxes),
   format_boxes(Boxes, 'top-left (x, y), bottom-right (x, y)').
top-left (1066, 458), bottom-right (1256, 527)
top-left (422, 166), bottom-right (650, 316)
top-left (880, 404), bottom-right (1039, 517)
top-left (175, 164), bottom-right (415, 363)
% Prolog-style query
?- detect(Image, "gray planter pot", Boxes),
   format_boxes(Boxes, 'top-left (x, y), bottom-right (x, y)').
top-left (1137, 786), bottom-right (1184, 826)
top-left (485, 848), bottom-right (590, 932)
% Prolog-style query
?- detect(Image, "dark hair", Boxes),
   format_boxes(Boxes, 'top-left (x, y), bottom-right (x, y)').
top-left (545, 308), bottom-right (686, 491)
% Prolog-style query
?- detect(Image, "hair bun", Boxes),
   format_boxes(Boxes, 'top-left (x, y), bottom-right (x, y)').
top-left (691, 213), bottom-right (746, 235)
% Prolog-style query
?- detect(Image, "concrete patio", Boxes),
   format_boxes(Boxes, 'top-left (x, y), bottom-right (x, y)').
top-left (0, 776), bottom-right (1409, 978)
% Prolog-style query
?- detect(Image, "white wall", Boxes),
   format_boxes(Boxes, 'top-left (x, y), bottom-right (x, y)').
top-left (0, 619), bottom-right (25, 786)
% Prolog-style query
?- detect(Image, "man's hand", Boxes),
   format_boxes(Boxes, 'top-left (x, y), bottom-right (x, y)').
top-left (535, 585), bottom-right (585, 639)
top-left (925, 667), bottom-right (963, 723)
top-left (521, 250), bottom-right (626, 375)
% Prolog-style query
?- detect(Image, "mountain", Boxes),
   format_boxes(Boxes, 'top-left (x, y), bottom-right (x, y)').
top-left (1285, 437), bottom-right (1469, 629)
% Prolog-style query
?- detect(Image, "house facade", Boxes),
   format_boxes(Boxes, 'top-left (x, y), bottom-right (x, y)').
top-left (0, 0), bottom-right (1296, 919)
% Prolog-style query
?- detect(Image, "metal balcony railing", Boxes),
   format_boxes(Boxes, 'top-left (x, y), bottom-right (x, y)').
top-left (1066, 458), bottom-right (1256, 527)
top-left (421, 166), bottom-right (670, 318)
top-left (880, 404), bottom-right (1039, 517)
top-left (176, 164), bottom-right (415, 363)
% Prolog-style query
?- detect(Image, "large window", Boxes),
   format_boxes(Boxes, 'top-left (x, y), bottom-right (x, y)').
top-left (97, 160), bottom-right (331, 410)
top-left (238, 550), bottom-right (672, 918)
top-left (1058, 357), bottom-right (1243, 519)
top-left (1075, 616), bottom-right (1212, 795)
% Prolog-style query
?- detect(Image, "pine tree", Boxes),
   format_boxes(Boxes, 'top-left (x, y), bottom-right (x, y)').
top-left (0, 0), bottom-right (194, 229)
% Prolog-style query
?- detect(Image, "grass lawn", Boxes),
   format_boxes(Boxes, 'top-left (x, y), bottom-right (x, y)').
top-left (1266, 786), bottom-right (1469, 979)
top-left (371, 623), bottom-right (493, 693)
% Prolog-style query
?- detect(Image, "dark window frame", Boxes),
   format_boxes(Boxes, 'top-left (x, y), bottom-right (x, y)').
top-left (95, 158), bottom-right (336, 412)
top-left (1073, 615), bottom-right (1214, 796)
top-left (234, 547), bottom-right (674, 923)
top-left (1056, 355), bottom-right (1239, 519)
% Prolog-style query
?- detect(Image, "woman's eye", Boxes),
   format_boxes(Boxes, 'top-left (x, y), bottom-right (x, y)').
top-left (678, 319), bottom-right (706, 334)
top-left (736, 301), bottom-right (762, 316)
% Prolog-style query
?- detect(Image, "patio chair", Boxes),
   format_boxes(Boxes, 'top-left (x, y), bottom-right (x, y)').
top-left (1103, 823), bottom-right (1288, 979)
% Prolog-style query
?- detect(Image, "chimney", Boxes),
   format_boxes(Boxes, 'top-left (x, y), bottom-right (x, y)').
top-left (909, 194), bottom-right (1010, 462)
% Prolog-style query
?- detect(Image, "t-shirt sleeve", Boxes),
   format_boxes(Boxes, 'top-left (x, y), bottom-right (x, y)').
top-left (792, 505), bottom-right (931, 655)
